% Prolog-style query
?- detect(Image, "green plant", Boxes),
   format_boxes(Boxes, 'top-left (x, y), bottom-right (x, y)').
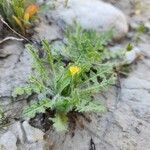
top-left (13, 36), bottom-right (115, 131)
top-left (0, 107), bottom-right (4, 121)
top-left (133, 23), bottom-right (146, 43)
top-left (0, 0), bottom-right (39, 35)
top-left (0, 106), bottom-right (8, 127)
top-left (62, 24), bottom-right (113, 65)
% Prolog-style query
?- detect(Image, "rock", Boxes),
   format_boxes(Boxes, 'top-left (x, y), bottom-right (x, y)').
top-left (51, 0), bottom-right (128, 40)
top-left (125, 47), bottom-right (142, 64)
top-left (9, 122), bottom-right (25, 144)
top-left (27, 141), bottom-right (49, 150)
top-left (0, 121), bottom-right (51, 150)
top-left (33, 21), bottom-right (63, 42)
top-left (22, 121), bottom-right (44, 143)
top-left (0, 131), bottom-right (17, 150)
top-left (0, 41), bottom-right (31, 118)
top-left (0, 41), bottom-right (31, 97)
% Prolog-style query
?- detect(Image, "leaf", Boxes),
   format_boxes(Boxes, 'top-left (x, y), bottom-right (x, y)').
top-left (56, 73), bottom-right (71, 94)
top-left (12, 15), bottom-right (24, 32)
top-left (24, 12), bottom-right (30, 22)
top-left (12, 87), bottom-right (25, 97)
top-left (50, 112), bottom-right (68, 132)
top-left (23, 98), bottom-right (52, 118)
top-left (76, 101), bottom-right (106, 113)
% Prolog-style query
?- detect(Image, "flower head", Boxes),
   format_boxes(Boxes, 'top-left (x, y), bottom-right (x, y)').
top-left (69, 66), bottom-right (80, 76)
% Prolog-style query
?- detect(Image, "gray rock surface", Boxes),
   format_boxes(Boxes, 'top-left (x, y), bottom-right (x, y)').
top-left (33, 21), bottom-right (63, 42)
top-left (0, 41), bottom-right (31, 97)
top-left (50, 0), bottom-right (128, 40)
top-left (0, 41), bottom-right (31, 118)
top-left (0, 121), bottom-right (48, 150)
top-left (0, 131), bottom-right (17, 150)
top-left (23, 121), bottom-right (44, 143)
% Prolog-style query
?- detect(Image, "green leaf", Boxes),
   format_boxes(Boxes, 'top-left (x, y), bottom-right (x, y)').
top-left (23, 98), bottom-right (52, 118)
top-left (126, 43), bottom-right (133, 51)
top-left (56, 73), bottom-right (71, 94)
top-left (12, 87), bottom-right (25, 97)
top-left (50, 112), bottom-right (68, 132)
top-left (76, 101), bottom-right (106, 113)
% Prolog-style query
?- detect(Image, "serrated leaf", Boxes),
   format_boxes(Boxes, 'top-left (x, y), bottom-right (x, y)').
top-left (12, 87), bottom-right (25, 97)
top-left (23, 98), bottom-right (52, 118)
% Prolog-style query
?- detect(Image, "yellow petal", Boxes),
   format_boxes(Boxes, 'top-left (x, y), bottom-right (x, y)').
top-left (69, 66), bottom-right (80, 76)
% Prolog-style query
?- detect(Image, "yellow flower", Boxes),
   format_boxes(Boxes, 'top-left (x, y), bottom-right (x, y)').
top-left (69, 66), bottom-right (80, 76)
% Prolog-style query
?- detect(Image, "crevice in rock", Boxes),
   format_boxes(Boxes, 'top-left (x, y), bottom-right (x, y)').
top-left (20, 121), bottom-right (28, 144)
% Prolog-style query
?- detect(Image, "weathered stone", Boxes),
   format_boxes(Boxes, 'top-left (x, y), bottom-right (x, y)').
top-left (0, 131), bottom-right (17, 150)
top-left (27, 141), bottom-right (49, 150)
top-left (50, 0), bottom-right (128, 40)
top-left (23, 121), bottom-right (44, 143)
top-left (0, 41), bottom-right (31, 97)
top-left (9, 121), bottom-right (24, 144)
top-left (125, 47), bottom-right (142, 64)
top-left (33, 21), bottom-right (63, 42)
top-left (0, 41), bottom-right (31, 119)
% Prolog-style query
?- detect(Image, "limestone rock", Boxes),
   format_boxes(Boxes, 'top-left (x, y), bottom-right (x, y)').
top-left (125, 47), bottom-right (142, 64)
top-left (0, 41), bottom-right (31, 97)
top-left (0, 121), bottom-right (51, 150)
top-left (51, 0), bottom-right (128, 40)
top-left (10, 122), bottom-right (24, 144)
top-left (0, 41), bottom-right (31, 118)
top-left (33, 21), bottom-right (63, 42)
top-left (0, 131), bottom-right (17, 150)
top-left (23, 121), bottom-right (44, 143)
top-left (27, 141), bottom-right (49, 150)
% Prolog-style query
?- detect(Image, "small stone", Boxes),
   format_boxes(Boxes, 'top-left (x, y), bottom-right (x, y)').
top-left (0, 131), bottom-right (17, 150)
top-left (22, 121), bottom-right (44, 143)
top-left (125, 47), bottom-right (142, 64)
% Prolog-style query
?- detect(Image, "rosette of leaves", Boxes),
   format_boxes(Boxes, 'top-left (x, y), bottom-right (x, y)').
top-left (13, 39), bottom-right (116, 132)
top-left (0, 0), bottom-right (39, 35)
